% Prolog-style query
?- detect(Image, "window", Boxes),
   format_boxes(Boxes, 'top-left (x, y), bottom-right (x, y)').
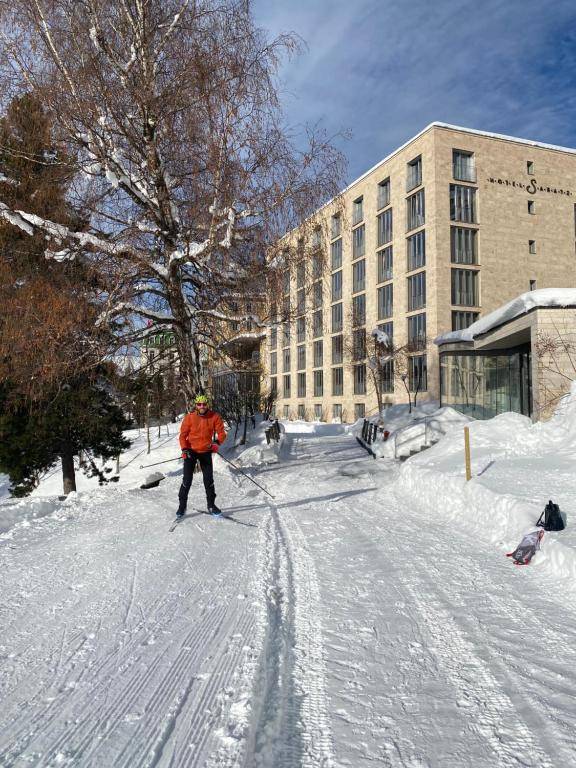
top-left (296, 288), bottom-right (305, 315)
top-left (352, 294), bottom-right (366, 327)
top-left (407, 272), bottom-right (426, 310)
top-left (313, 340), bottom-right (323, 368)
top-left (450, 184), bottom-right (476, 223)
top-left (453, 150), bottom-right (476, 182)
top-left (282, 295), bottom-right (290, 320)
top-left (298, 403), bottom-right (305, 420)
top-left (270, 376), bottom-right (277, 396)
top-left (297, 372), bottom-right (306, 397)
top-left (528, 200), bottom-right (535, 215)
top-left (352, 259), bottom-right (366, 293)
top-left (407, 155), bottom-right (422, 191)
top-left (352, 224), bottom-right (365, 259)
top-left (314, 403), bottom-right (323, 420)
top-left (297, 261), bottom-right (305, 288)
top-left (332, 334), bottom-right (343, 364)
top-left (331, 303), bottom-right (343, 333)
top-left (527, 161), bottom-right (534, 175)
top-left (378, 283), bottom-right (393, 319)
top-left (352, 328), bottom-right (366, 360)
top-left (407, 313), bottom-right (426, 351)
top-left (297, 344), bottom-right (306, 370)
top-left (331, 238), bottom-right (342, 270)
top-left (451, 268), bottom-right (479, 306)
top-left (407, 231), bottom-right (426, 271)
top-left (283, 348), bottom-right (290, 372)
top-left (530, 279), bottom-right (537, 291)
top-left (313, 281), bottom-right (323, 309)
top-left (378, 178), bottom-right (391, 209)
top-left (353, 196), bottom-right (364, 225)
top-left (378, 321), bottom-right (393, 344)
top-left (282, 322), bottom-right (290, 346)
top-left (332, 367), bottom-right (344, 396)
top-left (283, 405), bottom-right (290, 419)
top-left (378, 246), bottom-right (393, 282)
top-left (312, 252), bottom-right (323, 280)
top-left (377, 209), bottom-right (393, 246)
top-left (313, 310), bottom-right (323, 337)
top-left (311, 227), bottom-right (322, 250)
top-left (407, 189), bottom-right (425, 230)
top-left (297, 316), bottom-right (306, 343)
top-left (452, 311), bottom-right (479, 331)
top-left (283, 374), bottom-right (291, 398)
top-left (331, 270), bottom-right (343, 301)
top-left (353, 364), bottom-right (366, 395)
top-left (313, 370), bottom-right (324, 397)
top-left (270, 352), bottom-right (277, 375)
top-left (331, 214), bottom-right (341, 239)
top-left (409, 355), bottom-right (427, 392)
top-left (380, 360), bottom-right (394, 393)
top-left (270, 326), bottom-right (277, 349)
top-left (333, 403), bottom-right (343, 421)
top-left (282, 269), bottom-right (290, 294)
top-left (354, 403), bottom-right (366, 420)
top-left (529, 239), bottom-right (536, 254)
top-left (451, 227), bottom-right (477, 264)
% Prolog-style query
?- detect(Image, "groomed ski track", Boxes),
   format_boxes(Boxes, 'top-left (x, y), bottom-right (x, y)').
top-left (2, 426), bottom-right (576, 766)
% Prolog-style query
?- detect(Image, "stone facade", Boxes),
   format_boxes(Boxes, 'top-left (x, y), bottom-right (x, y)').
top-left (264, 123), bottom-right (576, 422)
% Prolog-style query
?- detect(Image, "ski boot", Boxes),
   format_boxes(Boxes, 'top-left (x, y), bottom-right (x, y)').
top-left (208, 504), bottom-right (222, 517)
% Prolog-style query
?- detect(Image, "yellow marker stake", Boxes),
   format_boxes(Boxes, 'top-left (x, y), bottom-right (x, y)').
top-left (464, 426), bottom-right (472, 481)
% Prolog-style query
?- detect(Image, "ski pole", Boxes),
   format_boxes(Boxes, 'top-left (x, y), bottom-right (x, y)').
top-left (217, 453), bottom-right (275, 499)
top-left (139, 456), bottom-right (182, 469)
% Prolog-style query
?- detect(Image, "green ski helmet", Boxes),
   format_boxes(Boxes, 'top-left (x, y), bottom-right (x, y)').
top-left (194, 394), bottom-right (209, 405)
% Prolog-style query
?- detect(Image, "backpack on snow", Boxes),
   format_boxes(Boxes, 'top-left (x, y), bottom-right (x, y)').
top-left (506, 529), bottom-right (544, 566)
top-left (536, 500), bottom-right (565, 532)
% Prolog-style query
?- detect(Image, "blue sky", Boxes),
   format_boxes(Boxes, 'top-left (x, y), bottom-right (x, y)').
top-left (252, 0), bottom-right (576, 183)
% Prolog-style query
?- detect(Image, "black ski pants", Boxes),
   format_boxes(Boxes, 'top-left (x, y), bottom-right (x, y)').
top-left (178, 451), bottom-right (216, 513)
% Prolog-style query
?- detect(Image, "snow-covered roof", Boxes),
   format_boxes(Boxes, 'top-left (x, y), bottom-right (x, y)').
top-left (435, 288), bottom-right (576, 346)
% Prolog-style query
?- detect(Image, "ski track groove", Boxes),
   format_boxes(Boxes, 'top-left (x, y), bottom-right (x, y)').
top-left (0, 539), bottom-right (240, 766)
top-left (239, 435), bottom-right (334, 768)
top-left (118, 605), bottom-right (232, 768)
top-left (40, 585), bottom-right (231, 766)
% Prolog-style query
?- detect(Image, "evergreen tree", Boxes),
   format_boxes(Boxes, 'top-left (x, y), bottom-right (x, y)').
top-left (0, 378), bottom-right (132, 496)
top-left (0, 92), bottom-right (127, 495)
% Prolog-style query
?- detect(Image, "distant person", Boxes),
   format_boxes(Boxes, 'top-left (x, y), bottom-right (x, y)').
top-left (177, 394), bottom-right (227, 517)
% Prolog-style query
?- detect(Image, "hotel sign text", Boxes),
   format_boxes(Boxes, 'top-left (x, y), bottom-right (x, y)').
top-left (487, 177), bottom-right (572, 196)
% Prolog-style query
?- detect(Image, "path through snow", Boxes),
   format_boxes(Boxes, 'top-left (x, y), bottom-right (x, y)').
top-left (1, 426), bottom-right (576, 767)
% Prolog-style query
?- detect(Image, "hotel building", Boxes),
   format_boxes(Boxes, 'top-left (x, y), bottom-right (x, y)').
top-left (265, 122), bottom-right (576, 422)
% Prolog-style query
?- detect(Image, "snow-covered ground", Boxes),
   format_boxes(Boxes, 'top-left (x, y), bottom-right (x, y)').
top-left (2, 406), bottom-right (576, 767)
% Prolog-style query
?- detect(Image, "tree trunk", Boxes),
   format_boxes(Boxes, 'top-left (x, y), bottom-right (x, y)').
top-left (61, 448), bottom-right (76, 495)
top-left (240, 402), bottom-right (249, 445)
top-left (146, 399), bottom-right (151, 454)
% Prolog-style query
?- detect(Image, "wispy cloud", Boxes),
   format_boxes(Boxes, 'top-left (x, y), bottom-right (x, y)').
top-left (252, 0), bottom-right (576, 182)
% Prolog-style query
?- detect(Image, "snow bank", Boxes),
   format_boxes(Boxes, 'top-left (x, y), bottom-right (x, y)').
top-left (394, 384), bottom-right (576, 588)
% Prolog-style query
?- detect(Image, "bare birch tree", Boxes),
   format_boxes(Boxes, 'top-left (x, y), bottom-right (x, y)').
top-left (0, 0), bottom-right (345, 407)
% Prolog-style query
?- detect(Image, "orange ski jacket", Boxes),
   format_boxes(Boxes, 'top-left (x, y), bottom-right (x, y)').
top-left (179, 410), bottom-right (227, 453)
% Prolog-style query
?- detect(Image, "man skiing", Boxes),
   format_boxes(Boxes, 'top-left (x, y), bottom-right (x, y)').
top-left (177, 394), bottom-right (227, 517)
